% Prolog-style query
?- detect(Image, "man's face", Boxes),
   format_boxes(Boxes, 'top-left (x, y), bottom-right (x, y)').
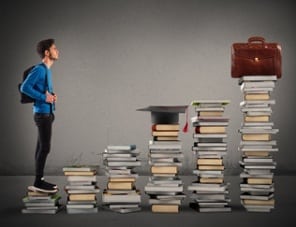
top-left (47, 44), bottom-right (59, 60)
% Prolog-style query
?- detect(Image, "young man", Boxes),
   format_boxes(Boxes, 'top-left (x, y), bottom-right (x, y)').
top-left (21, 39), bottom-right (59, 193)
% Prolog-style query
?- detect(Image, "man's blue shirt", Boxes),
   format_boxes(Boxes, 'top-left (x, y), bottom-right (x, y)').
top-left (20, 63), bottom-right (54, 113)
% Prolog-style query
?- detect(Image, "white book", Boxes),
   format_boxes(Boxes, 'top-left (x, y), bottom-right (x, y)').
top-left (191, 100), bottom-right (230, 106)
top-left (240, 193), bottom-right (274, 201)
top-left (149, 143), bottom-right (182, 150)
top-left (241, 107), bottom-right (272, 113)
top-left (102, 193), bottom-right (141, 203)
top-left (106, 161), bottom-right (141, 167)
top-left (192, 146), bottom-right (227, 151)
top-left (107, 145), bottom-right (136, 151)
top-left (240, 100), bottom-right (276, 106)
top-left (239, 128), bottom-right (279, 134)
top-left (63, 166), bottom-right (97, 172)
top-left (66, 188), bottom-right (100, 194)
top-left (193, 133), bottom-right (227, 139)
top-left (240, 81), bottom-right (275, 89)
top-left (104, 157), bottom-right (138, 161)
top-left (103, 153), bottom-right (135, 158)
top-left (65, 185), bottom-right (96, 190)
top-left (196, 143), bottom-right (227, 147)
top-left (240, 172), bottom-right (273, 178)
top-left (193, 121), bottom-right (229, 126)
top-left (66, 204), bottom-right (96, 209)
top-left (188, 184), bottom-right (228, 192)
top-left (241, 87), bottom-right (274, 92)
top-left (240, 141), bottom-right (277, 146)
top-left (242, 122), bottom-right (274, 127)
top-left (66, 207), bottom-right (98, 214)
top-left (243, 157), bottom-right (274, 163)
top-left (66, 175), bottom-right (97, 182)
top-left (239, 75), bottom-right (277, 83)
top-left (194, 107), bottom-right (226, 112)
top-left (240, 183), bottom-right (274, 189)
top-left (150, 153), bottom-right (184, 158)
top-left (145, 184), bottom-right (183, 192)
top-left (196, 207), bottom-right (231, 212)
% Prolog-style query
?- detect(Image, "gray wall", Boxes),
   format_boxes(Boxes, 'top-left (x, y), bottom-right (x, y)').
top-left (1, 0), bottom-right (295, 175)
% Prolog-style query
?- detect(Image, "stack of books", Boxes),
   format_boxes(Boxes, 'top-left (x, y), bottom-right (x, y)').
top-left (188, 100), bottom-right (231, 212)
top-left (145, 141), bottom-right (185, 213)
top-left (102, 145), bottom-right (141, 213)
top-left (63, 165), bottom-right (100, 214)
top-left (21, 186), bottom-right (62, 214)
top-left (138, 106), bottom-right (187, 213)
top-left (238, 75), bottom-right (279, 212)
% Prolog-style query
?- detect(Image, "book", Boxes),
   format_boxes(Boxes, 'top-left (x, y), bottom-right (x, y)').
top-left (244, 93), bottom-right (270, 101)
top-left (191, 100), bottom-right (230, 107)
top-left (198, 165), bottom-right (224, 170)
top-left (152, 131), bottom-right (179, 137)
top-left (199, 178), bottom-right (224, 184)
top-left (198, 111), bottom-right (224, 117)
top-left (68, 194), bottom-right (96, 201)
top-left (239, 75), bottom-right (277, 84)
top-left (154, 136), bottom-right (179, 141)
top-left (151, 166), bottom-right (178, 174)
top-left (197, 158), bottom-right (223, 165)
top-left (102, 192), bottom-right (141, 203)
top-left (244, 115), bottom-right (270, 122)
top-left (22, 205), bottom-right (62, 214)
top-left (151, 204), bottom-right (179, 213)
top-left (240, 81), bottom-right (275, 90)
top-left (242, 199), bottom-right (275, 206)
top-left (152, 124), bottom-right (179, 131)
top-left (107, 145), bottom-right (137, 151)
top-left (195, 126), bottom-right (226, 134)
top-left (242, 134), bottom-right (271, 141)
top-left (145, 184), bottom-right (183, 192)
top-left (63, 171), bottom-right (96, 176)
top-left (247, 178), bottom-right (273, 185)
top-left (66, 175), bottom-right (97, 182)
top-left (107, 182), bottom-right (134, 190)
top-left (62, 165), bottom-right (97, 172)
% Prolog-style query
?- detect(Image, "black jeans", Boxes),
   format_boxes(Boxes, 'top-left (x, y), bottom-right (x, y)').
top-left (34, 113), bottom-right (55, 178)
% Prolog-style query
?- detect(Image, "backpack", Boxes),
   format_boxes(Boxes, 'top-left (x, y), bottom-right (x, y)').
top-left (18, 64), bottom-right (47, 104)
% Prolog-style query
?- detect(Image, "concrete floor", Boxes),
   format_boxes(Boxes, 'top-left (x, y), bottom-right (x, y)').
top-left (1, 175), bottom-right (295, 227)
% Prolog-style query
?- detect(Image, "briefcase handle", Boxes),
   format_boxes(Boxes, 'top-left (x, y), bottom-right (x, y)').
top-left (248, 36), bottom-right (265, 45)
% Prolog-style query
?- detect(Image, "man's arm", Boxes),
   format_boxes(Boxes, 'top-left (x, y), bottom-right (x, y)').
top-left (20, 66), bottom-right (47, 102)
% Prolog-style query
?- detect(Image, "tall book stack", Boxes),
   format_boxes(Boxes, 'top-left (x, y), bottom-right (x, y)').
top-left (188, 100), bottom-right (232, 212)
top-left (21, 187), bottom-right (62, 214)
top-left (138, 106), bottom-right (188, 213)
top-left (63, 165), bottom-right (100, 214)
top-left (238, 75), bottom-right (279, 212)
top-left (102, 145), bottom-right (141, 213)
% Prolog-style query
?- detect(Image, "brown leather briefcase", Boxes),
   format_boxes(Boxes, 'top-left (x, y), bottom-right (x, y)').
top-left (231, 36), bottom-right (282, 78)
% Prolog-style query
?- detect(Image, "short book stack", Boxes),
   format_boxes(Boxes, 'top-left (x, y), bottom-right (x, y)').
top-left (188, 100), bottom-right (231, 212)
top-left (102, 145), bottom-right (141, 213)
top-left (63, 165), bottom-right (100, 214)
top-left (238, 75), bottom-right (279, 212)
top-left (21, 186), bottom-right (62, 214)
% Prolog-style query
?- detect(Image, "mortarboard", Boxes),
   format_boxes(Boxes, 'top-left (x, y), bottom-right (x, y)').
top-left (137, 105), bottom-right (189, 132)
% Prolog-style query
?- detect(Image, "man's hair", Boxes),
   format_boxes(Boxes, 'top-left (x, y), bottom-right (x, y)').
top-left (36, 38), bottom-right (55, 58)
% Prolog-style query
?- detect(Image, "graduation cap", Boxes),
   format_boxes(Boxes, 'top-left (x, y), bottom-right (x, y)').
top-left (137, 105), bottom-right (189, 132)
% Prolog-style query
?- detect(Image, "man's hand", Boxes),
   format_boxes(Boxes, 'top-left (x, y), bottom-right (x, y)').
top-left (46, 91), bottom-right (57, 103)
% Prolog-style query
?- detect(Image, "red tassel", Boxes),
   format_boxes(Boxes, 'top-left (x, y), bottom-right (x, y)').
top-left (182, 122), bottom-right (188, 133)
top-left (182, 106), bottom-right (189, 133)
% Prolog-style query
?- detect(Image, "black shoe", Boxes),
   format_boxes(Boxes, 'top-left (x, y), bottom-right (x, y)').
top-left (33, 180), bottom-right (58, 193)
top-left (41, 177), bottom-right (58, 189)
